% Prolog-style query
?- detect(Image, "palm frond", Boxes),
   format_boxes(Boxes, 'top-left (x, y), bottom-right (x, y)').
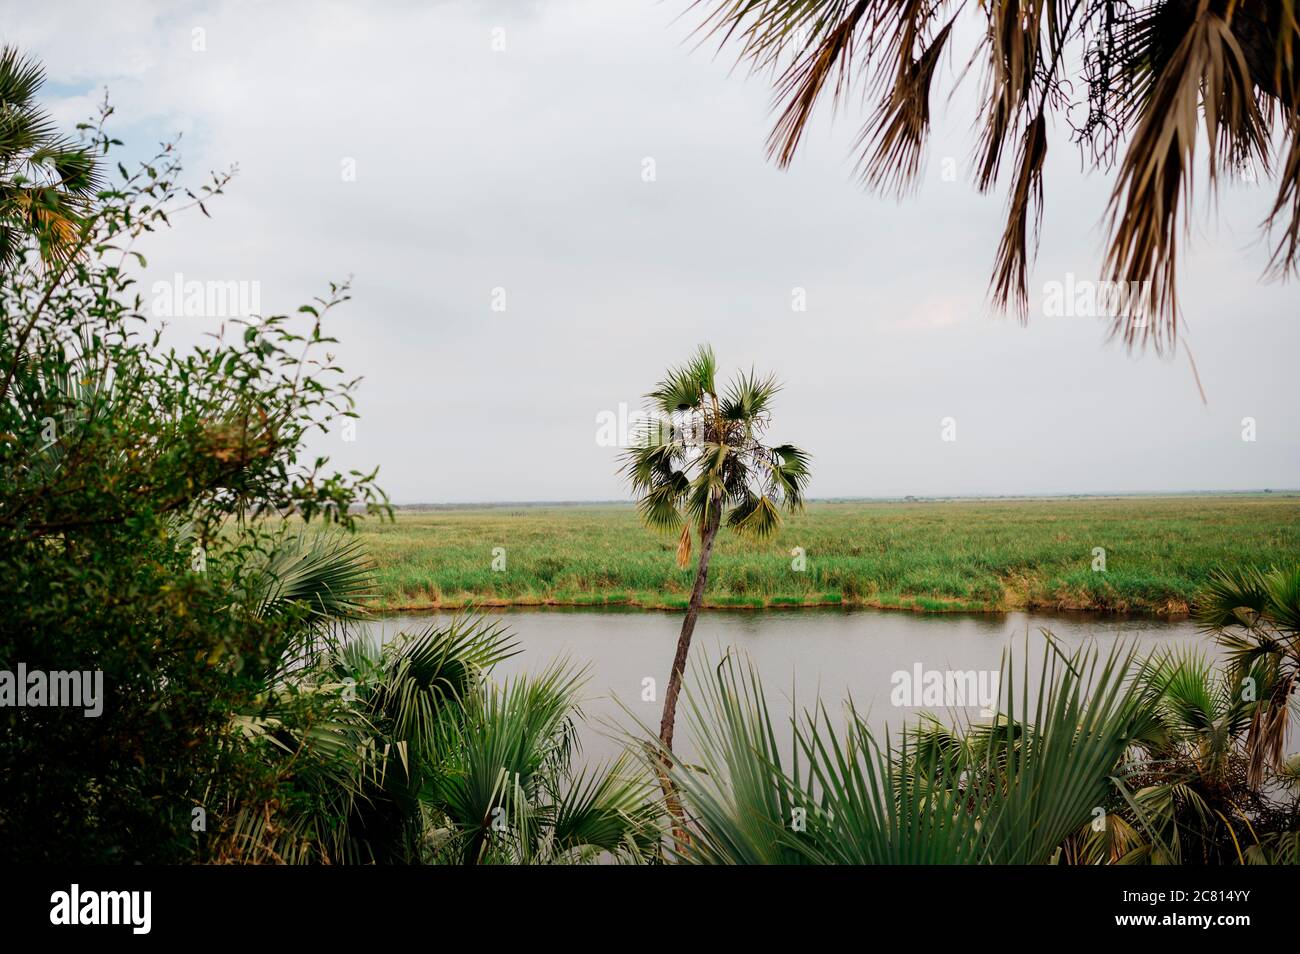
top-left (1196, 565), bottom-right (1275, 631)
top-left (547, 755), bottom-right (660, 862)
top-left (767, 442), bottom-right (811, 508)
top-left (647, 344), bottom-right (717, 414)
top-left (651, 638), bottom-right (1149, 865)
top-left (726, 491), bottom-right (782, 538)
top-left (721, 368), bottom-right (780, 422)
top-left (855, 18), bottom-right (955, 197)
top-left (989, 112), bottom-right (1047, 320)
top-left (249, 529), bottom-right (375, 621)
top-left (431, 659), bottom-right (589, 864)
top-left (691, 2), bottom-right (1300, 351)
top-left (639, 483), bottom-right (687, 535)
top-left (1104, 8), bottom-right (1270, 352)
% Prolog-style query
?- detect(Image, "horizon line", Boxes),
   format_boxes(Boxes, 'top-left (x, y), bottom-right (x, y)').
top-left (381, 488), bottom-right (1299, 509)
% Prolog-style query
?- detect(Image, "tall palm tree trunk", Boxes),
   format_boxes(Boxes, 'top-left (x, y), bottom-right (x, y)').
top-left (655, 498), bottom-right (721, 852)
top-left (659, 498), bottom-right (721, 752)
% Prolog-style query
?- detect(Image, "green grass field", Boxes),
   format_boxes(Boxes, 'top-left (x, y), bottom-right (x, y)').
top-left (355, 495), bottom-right (1299, 615)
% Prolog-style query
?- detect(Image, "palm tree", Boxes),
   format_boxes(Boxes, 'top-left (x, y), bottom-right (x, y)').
top-left (426, 659), bottom-right (660, 865)
top-left (0, 45), bottom-right (99, 267)
top-left (209, 530), bottom-right (660, 864)
top-left (622, 345), bottom-right (810, 757)
top-left (1196, 564), bottom-right (1300, 786)
top-left (199, 526), bottom-right (386, 863)
top-left (1120, 648), bottom-right (1276, 863)
top-left (688, 1), bottom-right (1300, 353)
top-left (211, 615), bottom-right (521, 864)
top-left (323, 616), bottom-right (521, 863)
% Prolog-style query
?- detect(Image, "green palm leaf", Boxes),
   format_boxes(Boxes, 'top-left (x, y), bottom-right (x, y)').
top-left (652, 638), bottom-right (1150, 865)
top-left (249, 529), bottom-right (376, 621)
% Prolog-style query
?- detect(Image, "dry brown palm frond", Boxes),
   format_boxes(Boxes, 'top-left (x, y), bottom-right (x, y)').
top-left (693, 0), bottom-right (1300, 351)
top-left (1244, 668), bottom-right (1296, 788)
top-left (983, 1), bottom-right (1083, 313)
top-left (1265, 117), bottom-right (1300, 276)
top-left (675, 523), bottom-right (693, 569)
top-left (691, 0), bottom-right (846, 69)
top-left (1223, 0), bottom-right (1298, 105)
top-left (975, 0), bottom-right (1057, 192)
top-left (990, 112), bottom-right (1048, 318)
top-left (694, 1), bottom-right (948, 174)
top-left (1104, 5), bottom-right (1268, 353)
top-left (1278, 0), bottom-right (1300, 91)
top-left (855, 18), bottom-right (956, 195)
top-left (766, 1), bottom-right (875, 167)
top-left (1259, 1), bottom-right (1300, 275)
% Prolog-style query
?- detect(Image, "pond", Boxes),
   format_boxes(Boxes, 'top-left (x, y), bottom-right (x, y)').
top-left (363, 607), bottom-right (1209, 768)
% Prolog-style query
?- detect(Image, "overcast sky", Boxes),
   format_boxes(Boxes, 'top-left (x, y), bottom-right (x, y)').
top-left (8, 0), bottom-right (1299, 503)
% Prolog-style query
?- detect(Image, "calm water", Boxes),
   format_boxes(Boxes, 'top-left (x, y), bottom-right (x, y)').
top-left (362, 607), bottom-right (1208, 767)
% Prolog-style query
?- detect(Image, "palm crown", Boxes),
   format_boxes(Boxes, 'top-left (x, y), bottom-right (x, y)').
top-left (0, 45), bottom-right (100, 267)
top-left (623, 345), bottom-right (810, 567)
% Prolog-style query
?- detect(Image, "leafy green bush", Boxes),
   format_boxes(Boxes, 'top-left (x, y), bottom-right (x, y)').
top-left (0, 91), bottom-right (388, 862)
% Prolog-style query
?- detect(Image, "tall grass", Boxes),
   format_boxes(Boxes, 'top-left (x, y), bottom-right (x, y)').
top-left (355, 496), bottom-right (1299, 615)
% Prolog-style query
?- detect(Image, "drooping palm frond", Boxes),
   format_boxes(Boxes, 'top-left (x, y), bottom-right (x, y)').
top-left (973, 0), bottom-right (1059, 194)
top-left (766, 443), bottom-right (811, 508)
top-left (989, 111), bottom-right (1047, 320)
top-left (623, 430), bottom-right (685, 493)
top-left (690, 1), bottom-right (1300, 351)
top-left (639, 483), bottom-right (687, 538)
top-left (1266, 111), bottom-right (1300, 275)
top-left (1104, 5), bottom-right (1270, 352)
top-left (856, 17), bottom-right (956, 198)
top-left (726, 490), bottom-right (782, 537)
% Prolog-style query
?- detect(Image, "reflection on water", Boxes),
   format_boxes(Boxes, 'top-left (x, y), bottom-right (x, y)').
top-left (361, 607), bottom-right (1207, 767)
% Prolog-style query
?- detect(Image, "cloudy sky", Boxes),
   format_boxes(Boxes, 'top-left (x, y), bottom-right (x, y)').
top-left (8, 0), bottom-right (1298, 503)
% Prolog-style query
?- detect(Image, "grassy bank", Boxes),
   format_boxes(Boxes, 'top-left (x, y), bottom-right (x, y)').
top-left (356, 495), bottom-right (1299, 615)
